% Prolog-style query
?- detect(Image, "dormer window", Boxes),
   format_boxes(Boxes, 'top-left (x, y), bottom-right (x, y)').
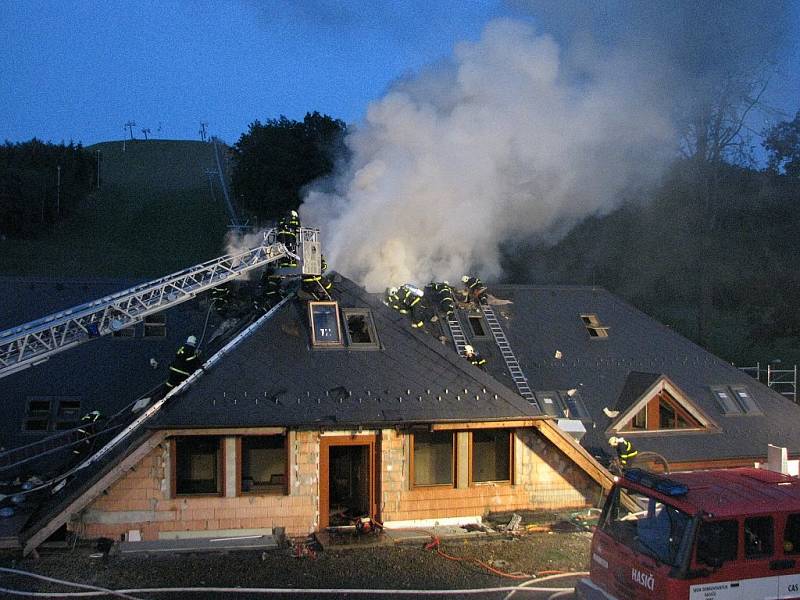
top-left (581, 314), bottom-right (609, 338)
top-left (308, 301), bottom-right (343, 347)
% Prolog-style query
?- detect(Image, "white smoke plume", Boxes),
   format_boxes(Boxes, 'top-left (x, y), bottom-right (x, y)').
top-left (301, 18), bottom-right (676, 292)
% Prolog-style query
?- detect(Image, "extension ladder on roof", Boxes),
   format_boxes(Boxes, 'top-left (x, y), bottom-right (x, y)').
top-left (480, 303), bottom-right (539, 407)
top-left (0, 228), bottom-right (319, 380)
top-left (446, 315), bottom-right (469, 356)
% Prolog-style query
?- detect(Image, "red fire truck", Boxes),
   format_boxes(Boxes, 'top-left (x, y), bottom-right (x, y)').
top-left (576, 467), bottom-right (800, 599)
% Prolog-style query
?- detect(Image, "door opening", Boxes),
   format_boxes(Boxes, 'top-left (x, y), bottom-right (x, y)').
top-left (328, 445), bottom-right (370, 526)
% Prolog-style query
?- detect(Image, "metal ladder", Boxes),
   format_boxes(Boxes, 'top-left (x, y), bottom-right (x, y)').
top-left (0, 228), bottom-right (318, 380)
top-left (480, 304), bottom-right (538, 407)
top-left (446, 315), bottom-right (469, 356)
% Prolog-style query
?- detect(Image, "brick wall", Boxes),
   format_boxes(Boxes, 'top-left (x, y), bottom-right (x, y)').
top-left (379, 428), bottom-right (596, 523)
top-left (73, 426), bottom-right (598, 541)
top-left (73, 431), bottom-right (321, 541)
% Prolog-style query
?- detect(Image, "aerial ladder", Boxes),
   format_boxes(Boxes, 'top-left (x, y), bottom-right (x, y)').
top-left (0, 227), bottom-right (321, 380)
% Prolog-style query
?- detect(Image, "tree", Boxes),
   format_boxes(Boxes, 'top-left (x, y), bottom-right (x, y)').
top-left (764, 110), bottom-right (800, 177)
top-left (230, 112), bottom-right (347, 221)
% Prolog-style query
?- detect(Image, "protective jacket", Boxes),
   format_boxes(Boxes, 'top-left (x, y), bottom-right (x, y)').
top-left (616, 439), bottom-right (638, 465)
top-left (166, 345), bottom-right (200, 389)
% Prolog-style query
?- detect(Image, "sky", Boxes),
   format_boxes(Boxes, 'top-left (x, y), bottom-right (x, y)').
top-left (1, 0), bottom-right (516, 145)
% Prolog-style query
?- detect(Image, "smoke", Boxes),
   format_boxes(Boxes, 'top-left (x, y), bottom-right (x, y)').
top-left (301, 3), bottom-right (792, 292)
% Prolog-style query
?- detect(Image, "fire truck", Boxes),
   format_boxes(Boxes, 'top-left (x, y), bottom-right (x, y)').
top-left (576, 467), bottom-right (800, 599)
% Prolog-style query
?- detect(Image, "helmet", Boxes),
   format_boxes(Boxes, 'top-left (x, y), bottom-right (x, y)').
top-left (608, 436), bottom-right (619, 447)
top-left (464, 344), bottom-right (475, 355)
top-left (405, 284), bottom-right (424, 297)
top-left (388, 286), bottom-right (398, 296)
top-left (290, 210), bottom-right (298, 218)
top-left (462, 275), bottom-right (470, 283)
top-left (186, 335), bottom-right (198, 347)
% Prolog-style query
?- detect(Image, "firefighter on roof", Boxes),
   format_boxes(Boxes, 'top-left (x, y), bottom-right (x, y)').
top-left (277, 209), bottom-right (300, 268)
top-left (464, 344), bottom-right (487, 369)
top-left (608, 436), bottom-right (638, 467)
top-left (210, 283), bottom-right (233, 316)
top-left (257, 266), bottom-right (284, 311)
top-left (398, 284), bottom-right (425, 328)
top-left (431, 281), bottom-right (455, 319)
top-left (166, 335), bottom-right (201, 391)
top-left (461, 275), bottom-right (487, 304)
top-left (73, 410), bottom-right (103, 456)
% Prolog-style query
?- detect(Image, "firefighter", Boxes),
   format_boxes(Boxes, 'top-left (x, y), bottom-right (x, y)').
top-left (464, 344), bottom-right (487, 369)
top-left (277, 209), bottom-right (300, 268)
top-left (461, 275), bottom-right (487, 304)
top-left (319, 255), bottom-right (333, 293)
top-left (166, 336), bottom-right (201, 391)
top-left (73, 410), bottom-right (103, 456)
top-left (431, 281), bottom-right (455, 319)
top-left (301, 272), bottom-right (325, 300)
top-left (210, 283), bottom-right (233, 316)
top-left (398, 284), bottom-right (425, 328)
top-left (384, 286), bottom-right (404, 312)
top-left (257, 266), bottom-right (284, 311)
top-left (608, 436), bottom-right (638, 468)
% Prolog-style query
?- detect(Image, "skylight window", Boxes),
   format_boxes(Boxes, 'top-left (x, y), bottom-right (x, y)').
top-left (342, 308), bottom-right (380, 349)
top-left (581, 314), bottom-right (609, 338)
top-left (712, 385), bottom-right (761, 416)
top-left (144, 313), bottom-right (166, 337)
top-left (24, 396), bottom-right (82, 432)
top-left (308, 301), bottom-right (343, 347)
top-left (534, 390), bottom-right (590, 420)
top-left (468, 315), bottom-right (489, 339)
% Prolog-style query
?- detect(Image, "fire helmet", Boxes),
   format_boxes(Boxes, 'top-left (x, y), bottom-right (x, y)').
top-left (186, 335), bottom-right (198, 347)
top-left (290, 210), bottom-right (298, 218)
top-left (462, 275), bottom-right (470, 283)
top-left (608, 436), bottom-right (622, 447)
top-left (464, 344), bottom-right (475, 355)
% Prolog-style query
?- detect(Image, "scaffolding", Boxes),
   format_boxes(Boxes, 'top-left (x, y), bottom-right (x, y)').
top-left (767, 363), bottom-right (798, 403)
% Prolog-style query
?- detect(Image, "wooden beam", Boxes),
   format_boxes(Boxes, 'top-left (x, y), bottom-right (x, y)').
top-left (533, 420), bottom-right (616, 492)
top-left (23, 431), bottom-right (168, 557)
top-left (164, 427), bottom-right (285, 437)
top-left (431, 420), bottom-right (542, 431)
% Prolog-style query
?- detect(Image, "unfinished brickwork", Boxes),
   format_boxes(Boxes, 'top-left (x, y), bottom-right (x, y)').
top-left (379, 428), bottom-right (597, 523)
top-left (73, 425), bottom-right (599, 541)
top-left (72, 431), bottom-right (321, 541)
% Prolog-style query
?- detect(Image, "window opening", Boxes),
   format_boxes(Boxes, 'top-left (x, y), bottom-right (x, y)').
top-left (144, 313), bottom-right (167, 337)
top-left (563, 389), bottom-right (591, 420)
top-left (308, 301), bottom-right (343, 347)
top-left (696, 520), bottom-right (739, 565)
top-left (113, 325), bottom-right (136, 337)
top-left (631, 407), bottom-right (647, 429)
top-left (581, 314), bottom-right (609, 338)
top-left (784, 514), bottom-right (800, 555)
top-left (241, 435), bottom-right (287, 494)
top-left (744, 516), bottom-right (774, 558)
top-left (730, 386), bottom-right (761, 415)
top-left (599, 487), bottom-right (691, 568)
top-left (174, 436), bottom-right (221, 495)
top-left (342, 308), bottom-right (379, 349)
top-left (471, 430), bottom-right (511, 483)
top-left (24, 396), bottom-right (82, 432)
top-left (467, 315), bottom-right (488, 338)
top-left (536, 391), bottom-right (564, 418)
top-left (412, 431), bottom-right (453, 487)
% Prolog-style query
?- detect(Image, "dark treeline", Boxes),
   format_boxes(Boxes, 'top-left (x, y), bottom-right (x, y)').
top-left (230, 111), bottom-right (346, 221)
top-left (0, 139), bottom-right (96, 237)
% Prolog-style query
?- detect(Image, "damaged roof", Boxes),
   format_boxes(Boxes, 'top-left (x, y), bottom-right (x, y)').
top-left (152, 277), bottom-right (540, 429)
top-left (479, 284), bottom-right (800, 463)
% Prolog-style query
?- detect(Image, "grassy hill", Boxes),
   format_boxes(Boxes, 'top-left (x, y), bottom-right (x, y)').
top-left (0, 140), bottom-right (230, 278)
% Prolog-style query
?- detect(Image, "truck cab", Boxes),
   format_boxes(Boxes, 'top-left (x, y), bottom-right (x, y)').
top-left (577, 468), bottom-right (800, 600)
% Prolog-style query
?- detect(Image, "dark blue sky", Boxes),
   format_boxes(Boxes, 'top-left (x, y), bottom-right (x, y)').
top-left (2, 1), bottom-right (512, 145)
top-left (2, 1), bottom-right (798, 147)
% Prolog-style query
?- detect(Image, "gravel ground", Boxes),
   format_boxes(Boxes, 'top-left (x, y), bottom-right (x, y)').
top-left (0, 531), bottom-right (592, 599)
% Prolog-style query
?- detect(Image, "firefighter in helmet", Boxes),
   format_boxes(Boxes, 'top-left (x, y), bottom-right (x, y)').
top-left (464, 344), bottom-right (487, 369)
top-left (431, 281), bottom-right (455, 319)
top-left (461, 275), bottom-right (487, 304)
top-left (277, 209), bottom-right (300, 268)
top-left (166, 336), bottom-right (201, 391)
top-left (398, 284), bottom-right (425, 329)
top-left (257, 266), bottom-right (284, 312)
top-left (609, 436), bottom-right (638, 468)
top-left (73, 410), bottom-right (103, 457)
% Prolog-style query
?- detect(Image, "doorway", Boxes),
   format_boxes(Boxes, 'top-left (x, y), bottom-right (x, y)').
top-left (319, 435), bottom-right (377, 529)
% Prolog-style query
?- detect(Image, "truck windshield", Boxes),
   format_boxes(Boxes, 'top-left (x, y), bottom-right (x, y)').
top-left (600, 485), bottom-right (692, 568)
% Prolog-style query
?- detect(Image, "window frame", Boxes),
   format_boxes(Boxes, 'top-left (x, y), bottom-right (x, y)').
top-left (581, 314), bottom-right (610, 338)
top-left (536, 391), bottom-right (565, 418)
top-left (143, 313), bottom-right (167, 338)
top-left (308, 301), bottom-right (344, 347)
top-left (171, 436), bottom-right (225, 497)
top-left (410, 430), bottom-right (455, 488)
top-left (469, 429), bottom-right (513, 485)
top-left (23, 396), bottom-right (82, 433)
top-left (341, 308), bottom-right (380, 350)
top-left (467, 315), bottom-right (491, 340)
top-left (238, 434), bottom-right (289, 496)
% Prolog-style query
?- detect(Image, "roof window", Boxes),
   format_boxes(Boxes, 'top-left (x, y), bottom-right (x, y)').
top-left (581, 314), bottom-right (609, 338)
top-left (712, 385), bottom-right (761, 416)
top-left (467, 315), bottom-right (490, 339)
top-left (24, 396), bottom-right (82, 432)
top-left (308, 301), bottom-right (343, 347)
top-left (342, 308), bottom-right (380, 350)
top-left (144, 313), bottom-right (166, 337)
top-left (535, 390), bottom-right (590, 420)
